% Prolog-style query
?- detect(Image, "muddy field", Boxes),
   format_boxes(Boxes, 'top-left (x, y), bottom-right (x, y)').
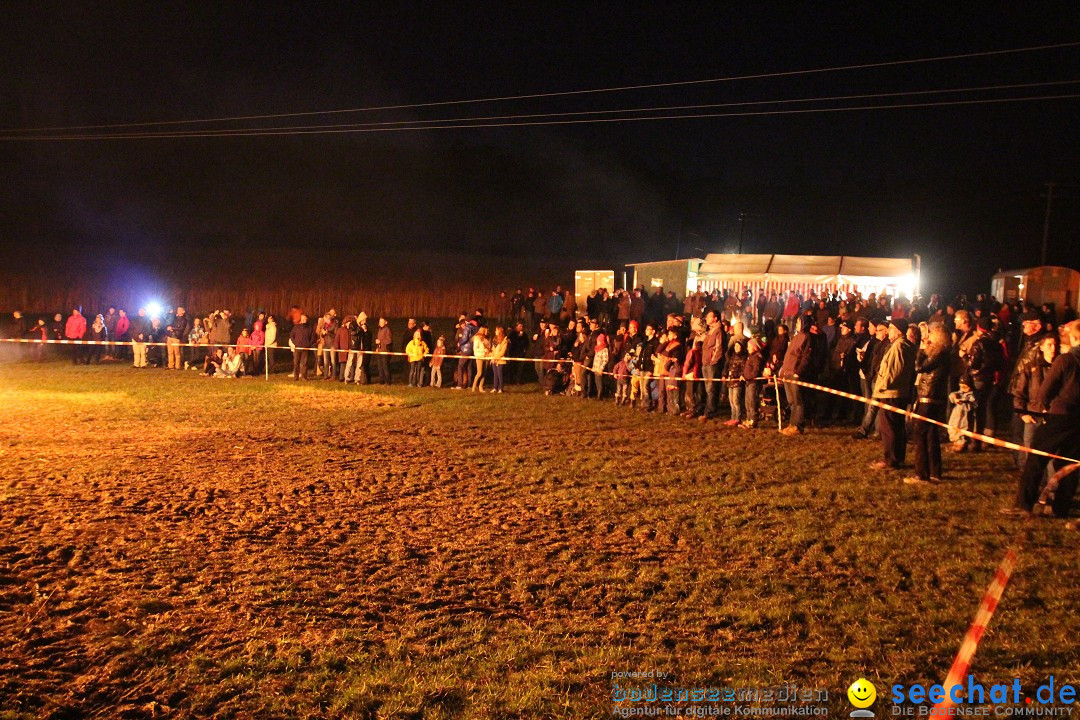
top-left (0, 363), bottom-right (1076, 719)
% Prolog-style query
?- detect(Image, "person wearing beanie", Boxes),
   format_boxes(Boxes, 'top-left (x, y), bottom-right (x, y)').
top-left (870, 317), bottom-right (917, 470)
top-left (957, 313), bottom-right (1005, 451)
top-left (740, 337), bottom-right (765, 428)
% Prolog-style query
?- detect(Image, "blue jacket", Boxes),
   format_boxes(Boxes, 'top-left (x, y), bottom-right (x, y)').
top-left (459, 322), bottom-right (477, 356)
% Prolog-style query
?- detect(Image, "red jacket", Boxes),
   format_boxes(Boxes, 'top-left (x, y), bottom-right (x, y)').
top-left (64, 313), bottom-right (86, 340)
top-left (335, 325), bottom-right (351, 361)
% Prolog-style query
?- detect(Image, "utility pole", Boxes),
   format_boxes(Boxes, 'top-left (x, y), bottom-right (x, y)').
top-left (737, 213), bottom-right (760, 254)
top-left (1041, 181), bottom-right (1055, 266)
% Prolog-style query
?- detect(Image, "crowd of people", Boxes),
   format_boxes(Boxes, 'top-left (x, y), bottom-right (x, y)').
top-left (2, 284), bottom-right (1077, 519)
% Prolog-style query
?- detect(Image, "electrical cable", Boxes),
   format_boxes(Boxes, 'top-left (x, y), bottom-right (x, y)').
top-left (3, 41), bottom-right (1078, 134)
top-left (2, 92), bottom-right (1077, 141)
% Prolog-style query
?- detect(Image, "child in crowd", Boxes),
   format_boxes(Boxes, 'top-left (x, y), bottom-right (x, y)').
top-left (406, 329), bottom-right (429, 387)
top-left (947, 377), bottom-right (976, 449)
top-left (724, 339), bottom-right (747, 426)
top-left (682, 338), bottom-right (703, 418)
top-left (613, 353), bottom-right (630, 406)
top-left (592, 331), bottom-right (609, 399)
top-left (741, 337), bottom-right (765, 428)
top-left (430, 336), bottom-right (446, 388)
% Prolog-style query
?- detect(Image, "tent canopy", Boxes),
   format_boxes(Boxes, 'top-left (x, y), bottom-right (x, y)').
top-left (693, 253), bottom-right (913, 293)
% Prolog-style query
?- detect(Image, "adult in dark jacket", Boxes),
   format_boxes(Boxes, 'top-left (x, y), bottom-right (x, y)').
top-left (700, 311), bottom-right (726, 420)
top-left (824, 320), bottom-right (858, 424)
top-left (334, 320), bottom-right (352, 381)
top-left (289, 314), bottom-right (314, 380)
top-left (1008, 321), bottom-right (1080, 518)
top-left (457, 319), bottom-right (477, 388)
top-left (1011, 334), bottom-right (1058, 469)
top-left (86, 314), bottom-right (108, 365)
top-left (1008, 310), bottom-right (1048, 467)
top-left (629, 290), bottom-right (645, 326)
top-left (853, 322), bottom-right (889, 439)
top-left (957, 314), bottom-right (1001, 450)
top-left (904, 324), bottom-right (952, 484)
top-left (765, 324), bottom-right (789, 376)
top-left (778, 315), bottom-right (814, 434)
top-left (375, 317), bottom-right (393, 385)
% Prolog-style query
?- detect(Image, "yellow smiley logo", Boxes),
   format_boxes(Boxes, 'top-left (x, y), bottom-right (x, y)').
top-left (848, 678), bottom-right (877, 708)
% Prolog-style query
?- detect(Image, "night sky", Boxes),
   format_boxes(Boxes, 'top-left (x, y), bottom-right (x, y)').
top-left (2, 2), bottom-right (1078, 298)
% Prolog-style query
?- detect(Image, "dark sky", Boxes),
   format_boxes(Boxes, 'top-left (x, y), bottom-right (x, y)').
top-left (1, 2), bottom-right (1078, 296)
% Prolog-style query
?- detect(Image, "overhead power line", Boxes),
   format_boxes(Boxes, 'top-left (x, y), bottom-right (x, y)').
top-left (2, 93), bottom-right (1077, 141)
top-left (4, 78), bottom-right (1070, 139)
top-left (3, 40), bottom-right (1079, 134)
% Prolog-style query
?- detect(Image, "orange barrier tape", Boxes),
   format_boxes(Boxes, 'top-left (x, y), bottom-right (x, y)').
top-left (931, 548), bottom-right (1018, 714)
top-left (564, 358), bottom-right (1080, 465)
top-left (783, 376), bottom-right (1080, 466)
top-left (0, 337), bottom-right (537, 362)
top-left (5, 338), bottom-right (1078, 465)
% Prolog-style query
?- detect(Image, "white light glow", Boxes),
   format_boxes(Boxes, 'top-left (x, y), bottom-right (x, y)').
top-left (146, 302), bottom-right (163, 319)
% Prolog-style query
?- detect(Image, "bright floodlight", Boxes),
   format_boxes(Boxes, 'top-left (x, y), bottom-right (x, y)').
top-left (146, 301), bottom-right (163, 318)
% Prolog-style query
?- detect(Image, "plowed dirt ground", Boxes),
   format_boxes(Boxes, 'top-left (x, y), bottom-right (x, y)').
top-left (0, 363), bottom-right (1075, 719)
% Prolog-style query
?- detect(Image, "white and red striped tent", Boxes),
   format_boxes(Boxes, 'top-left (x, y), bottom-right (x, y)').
top-left (692, 253), bottom-right (915, 298)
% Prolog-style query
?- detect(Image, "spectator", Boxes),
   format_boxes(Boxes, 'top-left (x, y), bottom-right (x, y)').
top-left (700, 310), bottom-right (725, 421)
top-left (64, 308), bottom-right (87, 365)
top-left (741, 337), bottom-right (765, 429)
top-left (492, 326), bottom-right (509, 394)
top-left (779, 314), bottom-right (813, 435)
top-left (102, 307), bottom-right (118, 359)
top-left (289, 314), bottom-right (314, 381)
top-left (456, 317), bottom-right (477, 389)
top-left (406, 329), bottom-right (429, 387)
top-left (1011, 333), bottom-right (1058, 468)
top-left (430, 336), bottom-right (447, 388)
top-left (236, 327), bottom-right (255, 376)
top-left (472, 326), bottom-right (492, 392)
top-left (1006, 320), bottom-right (1080, 519)
top-left (250, 320), bottom-right (266, 376)
top-left (333, 318), bottom-right (351, 382)
top-left (870, 318), bottom-right (917, 470)
top-left (904, 323), bottom-right (951, 485)
top-left (852, 322), bottom-right (889, 439)
top-left (86, 314), bottom-right (108, 364)
top-left (186, 317), bottom-right (207, 370)
top-left (375, 317), bottom-right (393, 385)
top-left (28, 318), bottom-right (48, 362)
top-left (1008, 309), bottom-right (1048, 467)
top-left (264, 315), bottom-right (278, 373)
top-left (724, 338), bottom-right (747, 426)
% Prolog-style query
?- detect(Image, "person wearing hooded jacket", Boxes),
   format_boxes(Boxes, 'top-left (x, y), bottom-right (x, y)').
top-left (778, 314), bottom-right (813, 435)
top-left (250, 320), bottom-right (266, 375)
